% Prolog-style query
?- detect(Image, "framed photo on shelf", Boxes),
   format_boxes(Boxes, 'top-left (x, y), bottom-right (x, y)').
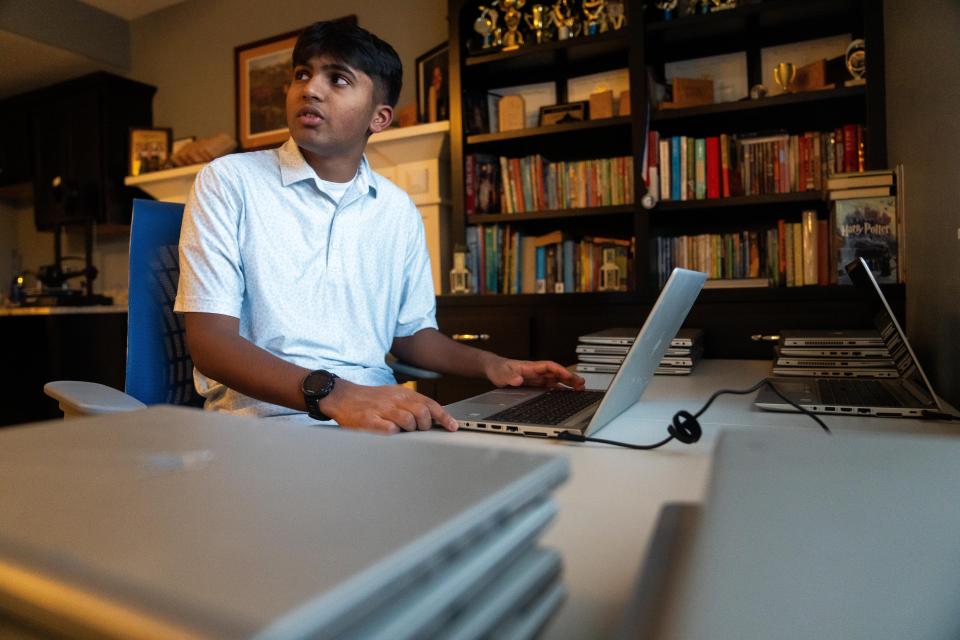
top-left (416, 42), bottom-right (449, 123)
top-left (129, 127), bottom-right (172, 176)
top-left (538, 101), bottom-right (588, 126)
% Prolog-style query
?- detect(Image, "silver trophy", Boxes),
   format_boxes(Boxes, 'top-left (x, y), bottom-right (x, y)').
top-left (474, 5), bottom-right (501, 49)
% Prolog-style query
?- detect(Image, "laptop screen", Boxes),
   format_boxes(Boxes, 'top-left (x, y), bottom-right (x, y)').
top-left (845, 258), bottom-right (938, 406)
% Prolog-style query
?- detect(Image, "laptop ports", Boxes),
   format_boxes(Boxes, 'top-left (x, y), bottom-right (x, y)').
top-left (476, 423), bottom-right (487, 429)
top-left (858, 408), bottom-right (870, 414)
top-left (506, 426), bottom-right (519, 433)
top-left (491, 424), bottom-right (502, 430)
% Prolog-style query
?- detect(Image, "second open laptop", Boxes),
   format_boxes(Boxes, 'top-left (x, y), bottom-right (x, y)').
top-left (755, 257), bottom-right (942, 417)
top-left (445, 268), bottom-right (707, 438)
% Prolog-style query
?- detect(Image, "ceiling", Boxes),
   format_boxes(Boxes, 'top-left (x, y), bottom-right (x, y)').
top-left (0, 0), bottom-right (187, 99)
top-left (77, 0), bottom-right (187, 21)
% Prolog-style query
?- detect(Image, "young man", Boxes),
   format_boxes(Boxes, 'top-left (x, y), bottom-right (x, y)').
top-left (175, 21), bottom-right (583, 433)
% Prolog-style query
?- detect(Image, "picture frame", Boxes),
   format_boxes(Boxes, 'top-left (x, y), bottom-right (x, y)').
top-left (538, 101), bottom-right (589, 126)
top-left (235, 29), bottom-right (301, 150)
top-left (129, 127), bottom-right (172, 176)
top-left (416, 42), bottom-right (449, 123)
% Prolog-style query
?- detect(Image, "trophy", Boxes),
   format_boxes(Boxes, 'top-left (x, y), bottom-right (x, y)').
top-left (607, 0), bottom-right (626, 30)
top-left (582, 0), bottom-right (607, 36)
top-left (845, 38), bottom-right (866, 85)
top-left (655, 0), bottom-right (678, 21)
top-left (499, 0), bottom-right (526, 51)
top-left (524, 4), bottom-right (552, 44)
top-left (473, 5), bottom-right (501, 50)
top-left (709, 0), bottom-right (737, 10)
top-left (773, 62), bottom-right (797, 93)
top-left (549, 0), bottom-right (581, 40)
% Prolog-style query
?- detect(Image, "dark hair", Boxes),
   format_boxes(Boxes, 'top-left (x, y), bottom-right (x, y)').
top-left (292, 20), bottom-right (402, 108)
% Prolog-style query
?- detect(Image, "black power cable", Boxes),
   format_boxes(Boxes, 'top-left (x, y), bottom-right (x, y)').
top-left (557, 379), bottom-right (830, 450)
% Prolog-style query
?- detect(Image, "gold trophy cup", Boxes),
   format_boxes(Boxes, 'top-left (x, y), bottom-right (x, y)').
top-left (773, 62), bottom-right (797, 93)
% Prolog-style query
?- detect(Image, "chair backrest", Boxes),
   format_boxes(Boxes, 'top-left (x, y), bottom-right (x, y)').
top-left (126, 199), bottom-right (203, 407)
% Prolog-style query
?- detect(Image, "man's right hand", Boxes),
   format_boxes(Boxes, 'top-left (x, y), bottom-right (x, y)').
top-left (321, 379), bottom-right (459, 434)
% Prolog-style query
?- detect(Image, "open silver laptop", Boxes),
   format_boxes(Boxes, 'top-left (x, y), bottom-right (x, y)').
top-left (445, 268), bottom-right (707, 438)
top-left (756, 257), bottom-right (942, 417)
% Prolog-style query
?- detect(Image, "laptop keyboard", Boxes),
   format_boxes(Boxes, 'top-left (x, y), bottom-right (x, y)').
top-left (486, 390), bottom-right (606, 425)
top-left (817, 379), bottom-right (902, 407)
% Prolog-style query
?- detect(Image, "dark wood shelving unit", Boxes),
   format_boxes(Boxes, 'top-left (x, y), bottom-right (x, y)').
top-left (651, 85), bottom-right (865, 122)
top-left (467, 204), bottom-right (634, 224)
top-left (466, 115), bottom-right (631, 145)
top-left (654, 191), bottom-right (825, 212)
top-left (437, 0), bottom-right (891, 402)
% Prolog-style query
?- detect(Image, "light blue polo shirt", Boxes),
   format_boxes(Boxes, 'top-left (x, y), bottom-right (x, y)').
top-left (174, 138), bottom-right (437, 421)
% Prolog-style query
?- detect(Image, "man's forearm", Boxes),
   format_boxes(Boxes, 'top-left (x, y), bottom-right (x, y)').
top-left (391, 328), bottom-right (501, 379)
top-left (185, 313), bottom-right (310, 412)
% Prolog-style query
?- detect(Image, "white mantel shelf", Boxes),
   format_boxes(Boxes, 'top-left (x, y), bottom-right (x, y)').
top-left (123, 121), bottom-right (451, 292)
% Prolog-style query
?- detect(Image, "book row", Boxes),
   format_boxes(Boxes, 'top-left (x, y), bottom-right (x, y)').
top-left (654, 196), bottom-right (900, 288)
top-left (465, 154), bottom-right (634, 215)
top-left (465, 225), bottom-right (633, 295)
top-left (644, 125), bottom-right (866, 202)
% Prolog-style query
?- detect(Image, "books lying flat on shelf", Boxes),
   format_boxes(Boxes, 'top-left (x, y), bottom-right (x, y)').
top-left (829, 186), bottom-right (891, 200)
top-left (826, 170), bottom-right (894, 190)
top-left (576, 328), bottom-right (704, 375)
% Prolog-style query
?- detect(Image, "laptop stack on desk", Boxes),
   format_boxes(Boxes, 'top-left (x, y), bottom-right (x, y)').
top-left (0, 406), bottom-right (569, 639)
top-left (771, 328), bottom-right (897, 378)
top-left (756, 257), bottom-right (943, 418)
top-left (576, 328), bottom-right (704, 375)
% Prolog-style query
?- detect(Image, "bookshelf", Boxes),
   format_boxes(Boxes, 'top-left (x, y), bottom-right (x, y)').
top-left (433, 0), bottom-right (895, 400)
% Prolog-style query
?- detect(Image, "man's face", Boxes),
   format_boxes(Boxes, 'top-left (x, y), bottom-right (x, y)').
top-left (286, 53), bottom-right (385, 158)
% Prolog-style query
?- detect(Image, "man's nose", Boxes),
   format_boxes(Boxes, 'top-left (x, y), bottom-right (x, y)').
top-left (301, 76), bottom-right (325, 101)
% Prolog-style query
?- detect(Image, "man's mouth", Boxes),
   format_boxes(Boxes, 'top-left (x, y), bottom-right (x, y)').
top-left (296, 107), bottom-right (324, 125)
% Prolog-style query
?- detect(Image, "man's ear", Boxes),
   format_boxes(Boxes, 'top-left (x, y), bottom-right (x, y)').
top-left (369, 104), bottom-right (394, 134)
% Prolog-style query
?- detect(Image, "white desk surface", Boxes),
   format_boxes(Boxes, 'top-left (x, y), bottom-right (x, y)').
top-left (411, 359), bottom-right (960, 639)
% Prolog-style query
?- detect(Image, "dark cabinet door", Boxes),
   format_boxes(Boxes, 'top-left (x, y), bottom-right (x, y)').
top-left (422, 307), bottom-right (533, 405)
top-left (32, 89), bottom-right (103, 230)
top-left (0, 100), bottom-right (33, 187)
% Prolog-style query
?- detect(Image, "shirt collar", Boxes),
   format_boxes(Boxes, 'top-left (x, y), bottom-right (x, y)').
top-left (278, 138), bottom-right (378, 197)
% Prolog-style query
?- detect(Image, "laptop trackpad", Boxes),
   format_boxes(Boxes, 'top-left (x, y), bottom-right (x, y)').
top-left (470, 389), bottom-right (534, 406)
top-left (445, 389), bottom-right (540, 420)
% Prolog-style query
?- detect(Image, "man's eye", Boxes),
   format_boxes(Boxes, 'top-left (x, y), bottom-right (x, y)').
top-left (332, 75), bottom-right (349, 86)
top-left (294, 69), bottom-right (310, 80)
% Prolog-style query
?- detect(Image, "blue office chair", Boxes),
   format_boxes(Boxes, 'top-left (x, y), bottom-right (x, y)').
top-left (45, 199), bottom-right (437, 418)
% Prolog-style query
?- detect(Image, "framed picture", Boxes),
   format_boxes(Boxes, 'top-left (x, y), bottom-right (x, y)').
top-left (538, 101), bottom-right (589, 126)
top-left (235, 29), bottom-right (300, 150)
top-left (129, 127), bottom-right (172, 176)
top-left (416, 42), bottom-right (449, 123)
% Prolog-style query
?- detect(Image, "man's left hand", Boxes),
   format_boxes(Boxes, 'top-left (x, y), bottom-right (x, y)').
top-left (484, 356), bottom-right (586, 390)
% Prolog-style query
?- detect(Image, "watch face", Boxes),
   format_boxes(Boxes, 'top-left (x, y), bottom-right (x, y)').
top-left (302, 370), bottom-right (334, 397)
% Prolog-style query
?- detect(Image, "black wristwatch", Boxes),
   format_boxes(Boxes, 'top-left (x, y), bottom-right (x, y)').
top-left (301, 370), bottom-right (338, 421)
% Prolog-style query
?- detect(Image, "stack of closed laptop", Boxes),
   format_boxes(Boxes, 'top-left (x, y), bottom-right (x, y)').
top-left (0, 406), bottom-right (570, 640)
top-left (771, 329), bottom-right (898, 378)
top-left (576, 328), bottom-right (704, 375)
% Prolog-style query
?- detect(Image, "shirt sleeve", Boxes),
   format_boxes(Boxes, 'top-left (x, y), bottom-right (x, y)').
top-left (173, 161), bottom-right (245, 318)
top-left (394, 198), bottom-right (438, 337)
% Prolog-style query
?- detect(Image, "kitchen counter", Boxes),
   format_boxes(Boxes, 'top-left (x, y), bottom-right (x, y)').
top-left (0, 305), bottom-right (127, 316)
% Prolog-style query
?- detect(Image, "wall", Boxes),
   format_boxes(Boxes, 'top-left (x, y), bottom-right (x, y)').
top-left (884, 0), bottom-right (960, 404)
top-left (128, 0), bottom-right (449, 141)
